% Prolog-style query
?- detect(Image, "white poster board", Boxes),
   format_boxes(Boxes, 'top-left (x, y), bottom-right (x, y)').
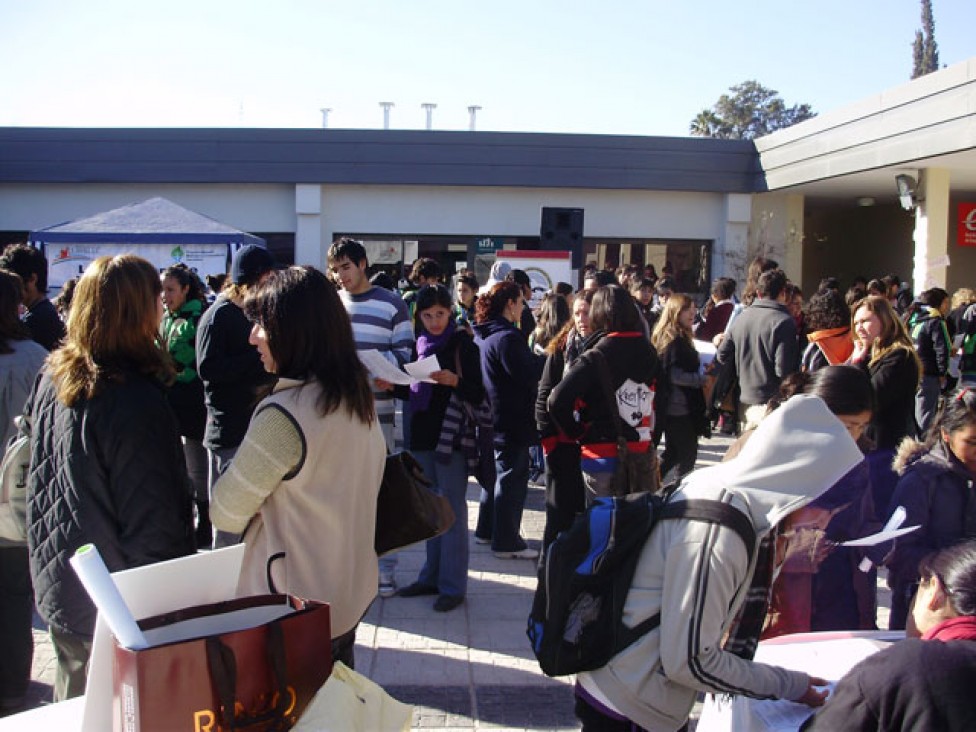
top-left (82, 546), bottom-right (246, 732)
top-left (41, 242), bottom-right (232, 292)
top-left (495, 251), bottom-right (573, 310)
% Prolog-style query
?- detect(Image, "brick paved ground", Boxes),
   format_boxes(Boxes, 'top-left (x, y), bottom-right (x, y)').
top-left (11, 433), bottom-right (891, 731)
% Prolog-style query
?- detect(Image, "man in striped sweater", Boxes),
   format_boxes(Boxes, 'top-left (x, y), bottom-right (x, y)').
top-left (329, 238), bottom-right (414, 597)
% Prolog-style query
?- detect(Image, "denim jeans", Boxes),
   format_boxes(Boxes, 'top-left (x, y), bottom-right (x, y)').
top-left (0, 546), bottom-right (32, 706)
top-left (413, 450), bottom-right (469, 597)
top-left (477, 443), bottom-right (530, 552)
top-left (208, 445), bottom-right (242, 549)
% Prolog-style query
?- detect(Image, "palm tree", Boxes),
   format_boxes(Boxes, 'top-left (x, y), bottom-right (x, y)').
top-left (689, 110), bottom-right (723, 138)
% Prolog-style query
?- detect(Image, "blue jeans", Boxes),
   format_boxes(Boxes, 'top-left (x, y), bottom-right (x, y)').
top-left (413, 450), bottom-right (469, 597)
top-left (208, 445), bottom-right (242, 550)
top-left (477, 443), bottom-right (530, 552)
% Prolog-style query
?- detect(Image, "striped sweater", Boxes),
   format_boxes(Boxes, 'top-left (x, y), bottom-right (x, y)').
top-left (340, 286), bottom-right (414, 450)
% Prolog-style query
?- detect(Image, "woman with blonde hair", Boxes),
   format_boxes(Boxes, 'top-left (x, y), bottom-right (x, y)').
top-left (27, 255), bottom-right (195, 700)
top-left (651, 294), bottom-right (709, 484)
top-left (849, 294), bottom-right (921, 516)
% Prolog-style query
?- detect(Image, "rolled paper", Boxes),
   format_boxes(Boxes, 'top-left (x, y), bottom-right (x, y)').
top-left (858, 505), bottom-right (907, 573)
top-left (70, 544), bottom-right (149, 650)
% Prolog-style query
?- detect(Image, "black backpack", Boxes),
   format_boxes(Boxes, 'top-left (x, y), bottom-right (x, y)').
top-left (526, 491), bottom-right (756, 677)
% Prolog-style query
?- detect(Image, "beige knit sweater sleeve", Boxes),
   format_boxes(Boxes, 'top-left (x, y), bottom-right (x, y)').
top-left (210, 404), bottom-right (304, 534)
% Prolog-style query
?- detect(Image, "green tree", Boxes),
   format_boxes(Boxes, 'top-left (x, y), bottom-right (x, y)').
top-left (911, 0), bottom-right (940, 79)
top-left (688, 80), bottom-right (815, 140)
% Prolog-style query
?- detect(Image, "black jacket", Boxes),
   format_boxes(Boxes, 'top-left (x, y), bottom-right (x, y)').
top-left (548, 331), bottom-right (661, 448)
top-left (907, 306), bottom-right (951, 377)
top-left (196, 294), bottom-right (274, 450)
top-left (27, 370), bottom-right (195, 637)
top-left (886, 440), bottom-right (976, 616)
top-left (473, 317), bottom-right (544, 446)
top-left (858, 347), bottom-right (919, 450)
top-left (393, 330), bottom-right (485, 451)
top-left (803, 637), bottom-right (976, 731)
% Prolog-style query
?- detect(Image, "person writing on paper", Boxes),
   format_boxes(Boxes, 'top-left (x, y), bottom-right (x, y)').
top-left (884, 387), bottom-right (976, 629)
top-left (574, 394), bottom-right (864, 732)
top-left (26, 255), bottom-right (196, 701)
top-left (210, 266), bottom-right (385, 668)
top-left (804, 540), bottom-right (976, 731)
top-left (376, 284), bottom-right (485, 612)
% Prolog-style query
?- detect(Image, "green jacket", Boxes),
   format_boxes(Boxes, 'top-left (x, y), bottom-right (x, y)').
top-left (160, 298), bottom-right (204, 384)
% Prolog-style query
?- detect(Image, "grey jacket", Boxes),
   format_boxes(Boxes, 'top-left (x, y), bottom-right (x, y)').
top-left (578, 395), bottom-right (865, 731)
top-left (717, 299), bottom-right (799, 405)
top-left (0, 338), bottom-right (46, 448)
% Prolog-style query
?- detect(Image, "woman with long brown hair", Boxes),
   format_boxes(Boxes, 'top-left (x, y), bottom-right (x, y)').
top-left (651, 294), bottom-right (709, 483)
top-left (27, 255), bottom-right (195, 700)
top-left (850, 294), bottom-right (921, 516)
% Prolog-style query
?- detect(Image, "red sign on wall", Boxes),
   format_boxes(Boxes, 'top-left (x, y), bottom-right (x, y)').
top-left (959, 203), bottom-right (976, 246)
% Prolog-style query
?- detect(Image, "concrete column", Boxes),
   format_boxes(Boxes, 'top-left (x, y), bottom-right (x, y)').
top-left (294, 184), bottom-right (324, 268)
top-left (717, 193), bottom-right (752, 282)
top-left (911, 168), bottom-right (951, 291)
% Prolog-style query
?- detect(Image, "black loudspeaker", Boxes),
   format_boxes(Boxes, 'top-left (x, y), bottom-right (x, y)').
top-left (540, 207), bottom-right (584, 269)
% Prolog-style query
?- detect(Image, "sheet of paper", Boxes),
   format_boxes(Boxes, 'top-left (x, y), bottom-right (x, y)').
top-left (694, 339), bottom-right (717, 369)
top-left (403, 354), bottom-right (439, 383)
top-left (842, 524), bottom-right (920, 547)
top-left (358, 349), bottom-right (415, 385)
top-left (752, 696), bottom-right (821, 731)
top-left (82, 545), bottom-right (246, 732)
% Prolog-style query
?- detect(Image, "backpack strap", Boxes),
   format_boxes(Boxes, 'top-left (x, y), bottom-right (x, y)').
top-left (616, 498), bottom-right (756, 649)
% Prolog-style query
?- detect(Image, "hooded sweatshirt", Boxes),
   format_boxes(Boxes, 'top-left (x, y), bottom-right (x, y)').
top-left (578, 394), bottom-right (865, 731)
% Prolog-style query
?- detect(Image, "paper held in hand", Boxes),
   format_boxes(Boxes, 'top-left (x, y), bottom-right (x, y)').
top-left (359, 350), bottom-right (438, 385)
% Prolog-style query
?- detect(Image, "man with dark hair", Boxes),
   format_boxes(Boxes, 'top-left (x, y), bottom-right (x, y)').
top-left (505, 269), bottom-right (536, 339)
top-left (328, 237), bottom-right (414, 597)
top-left (0, 243), bottom-right (65, 350)
top-left (196, 244), bottom-right (277, 549)
top-left (716, 269), bottom-right (799, 423)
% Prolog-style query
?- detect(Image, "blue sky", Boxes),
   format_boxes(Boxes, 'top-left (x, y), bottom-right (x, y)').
top-left (1, 0), bottom-right (972, 136)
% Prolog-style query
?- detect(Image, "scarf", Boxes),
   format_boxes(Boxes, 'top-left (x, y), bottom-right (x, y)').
top-left (410, 321), bottom-right (456, 412)
top-left (807, 326), bottom-right (854, 365)
top-left (922, 615), bottom-right (976, 642)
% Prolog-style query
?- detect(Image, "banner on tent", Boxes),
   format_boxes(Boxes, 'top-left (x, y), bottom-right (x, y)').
top-left (41, 242), bottom-right (231, 291)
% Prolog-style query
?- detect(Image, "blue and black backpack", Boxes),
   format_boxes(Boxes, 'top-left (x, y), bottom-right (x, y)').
top-left (527, 491), bottom-right (756, 677)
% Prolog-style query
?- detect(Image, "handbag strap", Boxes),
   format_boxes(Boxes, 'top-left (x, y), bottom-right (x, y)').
top-left (206, 622), bottom-right (291, 731)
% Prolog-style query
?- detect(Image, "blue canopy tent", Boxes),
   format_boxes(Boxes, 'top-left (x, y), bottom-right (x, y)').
top-left (29, 197), bottom-right (266, 290)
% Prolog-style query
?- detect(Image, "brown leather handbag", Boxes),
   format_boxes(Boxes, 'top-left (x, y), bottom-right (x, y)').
top-left (374, 451), bottom-right (455, 557)
top-left (113, 594), bottom-right (331, 731)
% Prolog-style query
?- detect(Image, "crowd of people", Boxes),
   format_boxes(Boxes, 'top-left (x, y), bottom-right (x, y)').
top-left (0, 237), bottom-right (974, 730)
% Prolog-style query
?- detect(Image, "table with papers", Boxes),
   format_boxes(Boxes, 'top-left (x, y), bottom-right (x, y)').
top-left (696, 630), bottom-right (903, 732)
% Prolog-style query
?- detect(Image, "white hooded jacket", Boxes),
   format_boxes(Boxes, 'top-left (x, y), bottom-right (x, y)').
top-left (578, 394), bottom-right (865, 731)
